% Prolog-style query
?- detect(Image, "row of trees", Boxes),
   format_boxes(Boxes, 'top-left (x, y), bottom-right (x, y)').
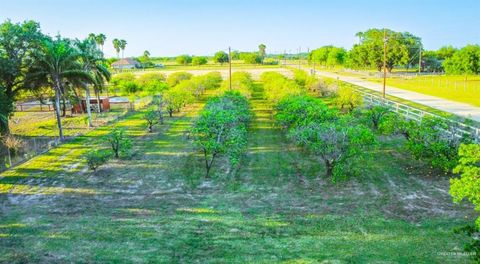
top-left (0, 20), bottom-right (113, 140)
top-left (191, 91), bottom-right (252, 177)
top-left (309, 28), bottom-right (479, 75)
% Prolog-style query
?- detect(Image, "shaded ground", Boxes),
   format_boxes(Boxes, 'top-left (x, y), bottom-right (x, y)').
top-left (0, 85), bottom-right (475, 263)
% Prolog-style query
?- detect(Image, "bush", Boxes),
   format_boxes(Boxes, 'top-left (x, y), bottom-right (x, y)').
top-left (275, 95), bottom-right (336, 129)
top-left (261, 72), bottom-right (304, 104)
top-left (167, 72), bottom-right (193, 87)
top-left (405, 117), bottom-right (469, 172)
top-left (192, 56), bottom-right (208, 66)
top-left (220, 72), bottom-right (254, 98)
top-left (364, 105), bottom-right (390, 130)
top-left (85, 149), bottom-right (111, 171)
top-left (175, 55), bottom-right (192, 65)
top-left (335, 86), bottom-right (363, 112)
top-left (105, 127), bottom-right (132, 158)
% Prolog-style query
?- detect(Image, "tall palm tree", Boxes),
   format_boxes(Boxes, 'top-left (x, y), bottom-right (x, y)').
top-left (88, 33), bottom-right (96, 41)
top-left (95, 33), bottom-right (106, 52)
top-left (119, 39), bottom-right (127, 58)
top-left (112, 38), bottom-right (121, 58)
top-left (26, 37), bottom-right (93, 141)
top-left (76, 38), bottom-right (111, 126)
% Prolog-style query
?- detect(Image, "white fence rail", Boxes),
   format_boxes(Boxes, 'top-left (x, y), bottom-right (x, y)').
top-left (354, 88), bottom-right (480, 142)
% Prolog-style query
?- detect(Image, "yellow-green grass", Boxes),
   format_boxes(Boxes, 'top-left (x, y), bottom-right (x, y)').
top-left (0, 85), bottom-right (474, 263)
top-left (367, 75), bottom-right (480, 107)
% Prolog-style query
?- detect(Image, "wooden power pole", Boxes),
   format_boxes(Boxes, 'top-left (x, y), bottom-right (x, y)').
top-left (418, 45), bottom-right (422, 74)
top-left (229, 46), bottom-right (232, 90)
top-left (382, 29), bottom-right (387, 99)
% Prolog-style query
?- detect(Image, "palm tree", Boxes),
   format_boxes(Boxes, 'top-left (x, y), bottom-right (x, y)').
top-left (95, 33), bottom-right (106, 52)
top-left (143, 50), bottom-right (150, 58)
top-left (112, 38), bottom-right (121, 58)
top-left (88, 33), bottom-right (96, 41)
top-left (76, 38), bottom-right (111, 125)
top-left (119, 39), bottom-right (127, 58)
top-left (26, 37), bottom-right (93, 141)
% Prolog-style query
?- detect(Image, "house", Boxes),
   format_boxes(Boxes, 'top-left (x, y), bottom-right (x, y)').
top-left (71, 98), bottom-right (111, 114)
top-left (111, 58), bottom-right (140, 70)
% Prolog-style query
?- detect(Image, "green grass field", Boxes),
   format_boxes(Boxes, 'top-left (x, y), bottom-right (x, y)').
top-left (367, 75), bottom-right (480, 107)
top-left (0, 84), bottom-right (475, 263)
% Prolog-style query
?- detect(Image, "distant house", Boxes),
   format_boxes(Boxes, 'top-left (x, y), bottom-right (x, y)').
top-left (111, 58), bottom-right (140, 70)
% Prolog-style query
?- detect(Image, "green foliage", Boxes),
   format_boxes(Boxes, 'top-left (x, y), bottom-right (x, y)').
top-left (443, 45), bottom-right (480, 75)
top-left (275, 95), bottom-right (335, 129)
top-left (192, 56), bottom-right (208, 66)
top-left (220, 72), bottom-right (255, 98)
top-left (213, 51), bottom-right (229, 64)
top-left (293, 69), bottom-right (308, 86)
top-left (451, 144), bottom-right (480, 211)
top-left (175, 55), bottom-right (192, 65)
top-left (0, 20), bottom-right (44, 135)
top-left (164, 82), bottom-right (194, 117)
top-left (349, 29), bottom-right (421, 71)
top-left (309, 46), bottom-right (347, 67)
top-left (84, 149), bottom-right (111, 171)
top-left (240, 52), bottom-right (262, 64)
top-left (364, 105), bottom-right (390, 130)
top-left (191, 91), bottom-right (252, 177)
top-left (166, 71), bottom-right (193, 87)
top-left (144, 109), bottom-right (159, 132)
top-left (105, 127), bottom-right (132, 158)
top-left (261, 72), bottom-right (304, 104)
top-left (405, 117), bottom-right (467, 172)
top-left (290, 117), bottom-right (376, 180)
top-left (137, 72), bottom-right (167, 95)
top-left (335, 86), bottom-right (363, 112)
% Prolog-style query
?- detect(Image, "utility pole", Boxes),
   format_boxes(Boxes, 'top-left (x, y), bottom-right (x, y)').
top-left (382, 29), bottom-right (387, 99)
top-left (418, 45), bottom-right (422, 74)
top-left (229, 46), bottom-right (232, 90)
top-left (298, 47), bottom-right (301, 69)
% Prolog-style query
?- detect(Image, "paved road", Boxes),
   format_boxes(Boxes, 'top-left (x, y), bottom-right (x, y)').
top-left (312, 70), bottom-right (480, 122)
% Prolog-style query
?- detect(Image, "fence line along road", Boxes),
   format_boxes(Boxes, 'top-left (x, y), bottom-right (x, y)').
top-left (353, 87), bottom-right (480, 143)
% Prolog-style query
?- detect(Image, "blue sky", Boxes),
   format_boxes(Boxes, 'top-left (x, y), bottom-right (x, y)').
top-left (1, 0), bottom-right (479, 57)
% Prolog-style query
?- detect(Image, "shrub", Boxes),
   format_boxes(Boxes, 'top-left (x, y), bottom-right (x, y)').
top-left (85, 149), bottom-right (111, 171)
top-left (220, 72), bottom-right (255, 98)
top-left (293, 69), bottom-right (308, 86)
top-left (405, 117), bottom-right (468, 172)
top-left (167, 72), bottom-right (193, 87)
top-left (105, 127), bottom-right (132, 158)
top-left (335, 86), bottom-right (363, 112)
top-left (192, 56), bottom-right (208, 66)
top-left (275, 95), bottom-right (335, 129)
top-left (261, 72), bottom-right (304, 104)
top-left (364, 105), bottom-right (390, 130)
top-left (175, 55), bottom-right (192, 65)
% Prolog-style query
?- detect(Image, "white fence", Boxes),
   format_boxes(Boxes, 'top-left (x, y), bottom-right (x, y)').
top-left (354, 88), bottom-right (480, 142)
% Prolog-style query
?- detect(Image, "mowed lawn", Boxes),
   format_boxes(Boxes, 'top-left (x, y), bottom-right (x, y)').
top-left (368, 74), bottom-right (480, 107)
top-left (0, 84), bottom-right (475, 263)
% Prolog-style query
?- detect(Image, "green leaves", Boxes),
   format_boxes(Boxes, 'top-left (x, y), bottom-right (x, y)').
top-left (191, 91), bottom-right (252, 177)
top-left (443, 45), bottom-right (480, 75)
top-left (450, 144), bottom-right (480, 224)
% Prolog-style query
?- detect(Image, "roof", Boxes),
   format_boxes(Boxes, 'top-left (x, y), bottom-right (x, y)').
top-left (111, 58), bottom-right (140, 66)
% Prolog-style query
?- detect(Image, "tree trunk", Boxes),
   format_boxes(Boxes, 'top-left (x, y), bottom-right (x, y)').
top-left (85, 87), bottom-right (93, 127)
top-left (62, 96), bottom-right (67, 117)
top-left (95, 90), bottom-right (102, 113)
top-left (325, 160), bottom-right (335, 177)
top-left (54, 88), bottom-right (65, 141)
